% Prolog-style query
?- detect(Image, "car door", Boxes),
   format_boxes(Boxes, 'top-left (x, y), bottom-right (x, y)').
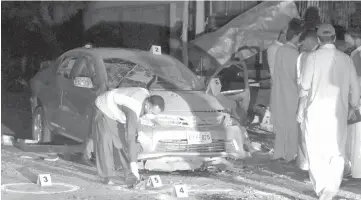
top-left (63, 55), bottom-right (98, 141)
top-left (51, 56), bottom-right (78, 135)
top-left (210, 62), bottom-right (250, 125)
top-left (53, 55), bottom-right (97, 142)
top-left (33, 58), bottom-right (63, 122)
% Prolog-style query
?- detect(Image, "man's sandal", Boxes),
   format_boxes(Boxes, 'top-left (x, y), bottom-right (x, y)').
top-left (101, 178), bottom-right (115, 185)
top-left (126, 175), bottom-right (144, 189)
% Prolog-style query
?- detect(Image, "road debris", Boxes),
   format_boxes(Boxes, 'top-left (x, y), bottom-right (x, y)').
top-left (2, 135), bottom-right (15, 146)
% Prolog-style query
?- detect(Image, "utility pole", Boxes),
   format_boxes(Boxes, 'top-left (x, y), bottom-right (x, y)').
top-left (195, 0), bottom-right (205, 35)
top-left (182, 0), bottom-right (189, 68)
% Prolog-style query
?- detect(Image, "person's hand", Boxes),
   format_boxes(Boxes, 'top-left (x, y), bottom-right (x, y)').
top-left (348, 108), bottom-right (357, 121)
top-left (137, 131), bottom-right (152, 144)
top-left (297, 108), bottom-right (304, 123)
top-left (130, 162), bottom-right (140, 180)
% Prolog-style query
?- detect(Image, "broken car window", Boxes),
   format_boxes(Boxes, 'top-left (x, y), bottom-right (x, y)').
top-left (120, 67), bottom-right (154, 88)
top-left (103, 57), bottom-right (206, 91)
top-left (103, 58), bottom-right (153, 89)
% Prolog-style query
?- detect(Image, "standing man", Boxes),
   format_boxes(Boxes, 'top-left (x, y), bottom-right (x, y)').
top-left (345, 29), bottom-right (361, 73)
top-left (296, 29), bottom-right (320, 171)
top-left (270, 18), bottom-right (303, 162)
top-left (297, 24), bottom-right (360, 200)
top-left (267, 28), bottom-right (286, 80)
top-left (94, 86), bottom-right (165, 187)
top-left (344, 28), bottom-right (361, 179)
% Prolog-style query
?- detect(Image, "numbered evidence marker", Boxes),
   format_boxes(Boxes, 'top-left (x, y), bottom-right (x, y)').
top-left (37, 174), bottom-right (52, 186)
top-left (150, 45), bottom-right (162, 55)
top-left (173, 184), bottom-right (189, 198)
top-left (146, 175), bottom-right (163, 188)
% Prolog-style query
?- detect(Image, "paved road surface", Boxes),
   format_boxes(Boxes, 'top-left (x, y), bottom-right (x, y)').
top-left (2, 91), bottom-right (360, 200)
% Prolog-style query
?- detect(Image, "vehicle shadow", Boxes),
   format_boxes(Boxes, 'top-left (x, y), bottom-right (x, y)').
top-left (1, 89), bottom-right (33, 140)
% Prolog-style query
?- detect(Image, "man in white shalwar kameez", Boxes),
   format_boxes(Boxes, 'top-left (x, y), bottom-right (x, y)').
top-left (271, 18), bottom-right (303, 162)
top-left (297, 24), bottom-right (360, 200)
top-left (267, 28), bottom-right (286, 79)
top-left (345, 29), bottom-right (361, 179)
top-left (296, 30), bottom-right (320, 171)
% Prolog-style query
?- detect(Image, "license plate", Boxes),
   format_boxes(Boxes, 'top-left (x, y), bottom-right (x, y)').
top-left (187, 132), bottom-right (212, 144)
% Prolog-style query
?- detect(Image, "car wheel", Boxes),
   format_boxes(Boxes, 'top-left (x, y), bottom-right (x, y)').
top-left (32, 106), bottom-right (52, 143)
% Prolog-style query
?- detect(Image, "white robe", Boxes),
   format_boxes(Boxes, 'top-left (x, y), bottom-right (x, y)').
top-left (267, 40), bottom-right (283, 78)
top-left (347, 96), bottom-right (361, 179)
top-left (296, 45), bottom-right (320, 171)
top-left (300, 44), bottom-right (359, 196)
top-left (347, 47), bottom-right (361, 178)
top-left (296, 52), bottom-right (310, 171)
top-left (270, 42), bottom-right (299, 161)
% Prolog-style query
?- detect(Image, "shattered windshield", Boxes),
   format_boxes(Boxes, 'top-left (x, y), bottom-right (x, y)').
top-left (103, 57), bottom-right (205, 91)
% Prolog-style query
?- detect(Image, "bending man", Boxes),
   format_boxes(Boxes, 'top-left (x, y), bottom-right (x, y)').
top-left (94, 87), bottom-right (165, 187)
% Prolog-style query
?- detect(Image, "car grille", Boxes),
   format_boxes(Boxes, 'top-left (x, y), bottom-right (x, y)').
top-left (155, 115), bottom-right (224, 127)
top-left (155, 139), bottom-right (228, 153)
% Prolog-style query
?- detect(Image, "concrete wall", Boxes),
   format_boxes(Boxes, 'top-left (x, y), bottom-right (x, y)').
top-left (84, 1), bottom-right (259, 31)
top-left (211, 1), bottom-right (258, 16)
top-left (84, 1), bottom-right (176, 30)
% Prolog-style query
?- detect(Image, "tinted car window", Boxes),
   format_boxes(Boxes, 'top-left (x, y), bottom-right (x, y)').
top-left (71, 57), bottom-right (88, 78)
top-left (57, 57), bottom-right (76, 78)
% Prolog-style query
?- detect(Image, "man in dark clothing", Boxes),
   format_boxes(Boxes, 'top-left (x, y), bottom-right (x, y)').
top-left (93, 87), bottom-right (165, 187)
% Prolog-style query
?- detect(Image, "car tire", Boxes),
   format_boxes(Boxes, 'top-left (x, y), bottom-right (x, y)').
top-left (32, 106), bottom-right (52, 143)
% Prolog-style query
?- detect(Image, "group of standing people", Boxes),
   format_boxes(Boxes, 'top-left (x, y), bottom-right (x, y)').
top-left (268, 17), bottom-right (361, 200)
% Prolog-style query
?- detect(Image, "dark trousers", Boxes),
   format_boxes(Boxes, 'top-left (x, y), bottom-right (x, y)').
top-left (92, 107), bottom-right (140, 178)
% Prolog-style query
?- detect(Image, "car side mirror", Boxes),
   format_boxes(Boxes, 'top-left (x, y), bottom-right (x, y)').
top-left (74, 77), bottom-right (94, 89)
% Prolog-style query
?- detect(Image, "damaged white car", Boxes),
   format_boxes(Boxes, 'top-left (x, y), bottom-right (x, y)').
top-left (30, 47), bottom-right (253, 171)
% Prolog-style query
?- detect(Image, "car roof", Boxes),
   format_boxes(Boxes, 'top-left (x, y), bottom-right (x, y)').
top-left (64, 47), bottom-right (203, 89)
top-left (66, 47), bottom-right (179, 64)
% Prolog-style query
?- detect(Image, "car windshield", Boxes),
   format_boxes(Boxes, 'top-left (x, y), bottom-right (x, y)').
top-left (103, 57), bottom-right (205, 91)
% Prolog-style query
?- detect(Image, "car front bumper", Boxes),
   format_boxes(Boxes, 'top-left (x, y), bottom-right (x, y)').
top-left (138, 151), bottom-right (244, 160)
top-left (137, 125), bottom-right (251, 160)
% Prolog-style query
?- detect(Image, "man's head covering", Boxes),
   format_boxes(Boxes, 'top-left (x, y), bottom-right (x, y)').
top-left (317, 24), bottom-right (336, 37)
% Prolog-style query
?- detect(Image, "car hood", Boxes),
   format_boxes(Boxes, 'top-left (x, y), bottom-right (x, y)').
top-left (192, 1), bottom-right (299, 65)
top-left (146, 90), bottom-right (229, 128)
top-left (150, 90), bottom-right (225, 112)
